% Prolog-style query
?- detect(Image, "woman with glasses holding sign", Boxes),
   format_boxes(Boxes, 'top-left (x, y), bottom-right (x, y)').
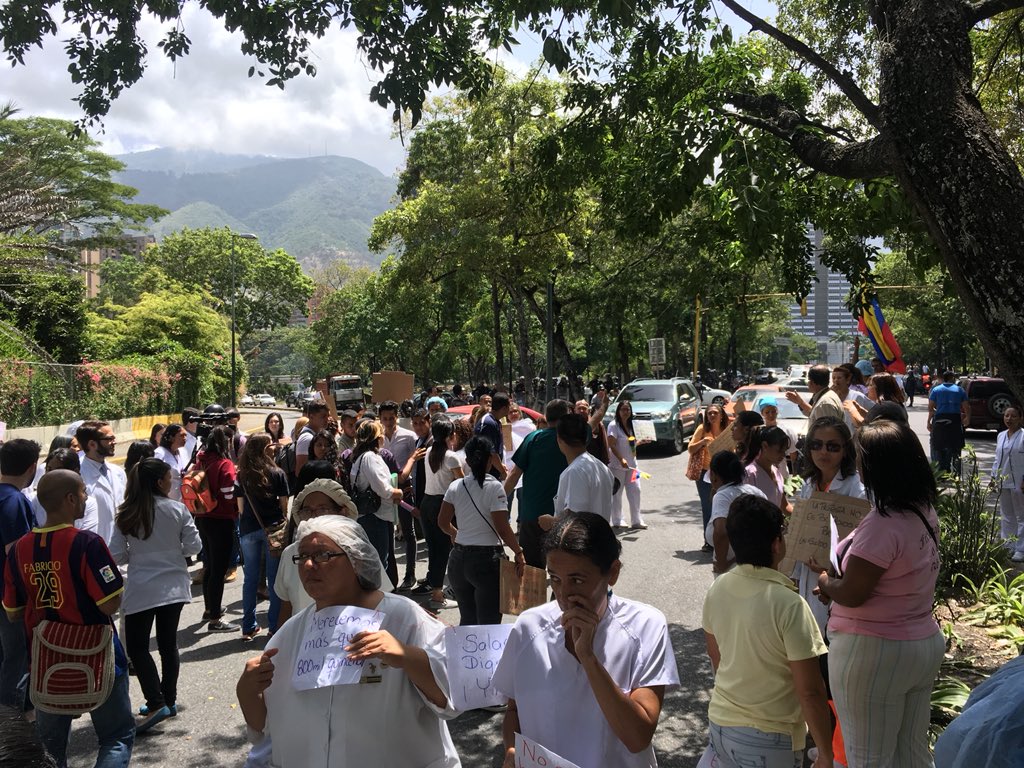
top-left (492, 512), bottom-right (680, 768)
top-left (236, 515), bottom-right (460, 768)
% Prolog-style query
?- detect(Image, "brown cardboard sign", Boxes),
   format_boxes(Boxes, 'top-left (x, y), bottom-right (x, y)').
top-left (371, 371), bottom-right (415, 404)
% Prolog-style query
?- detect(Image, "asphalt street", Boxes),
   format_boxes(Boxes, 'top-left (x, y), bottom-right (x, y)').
top-left (64, 403), bottom-right (998, 767)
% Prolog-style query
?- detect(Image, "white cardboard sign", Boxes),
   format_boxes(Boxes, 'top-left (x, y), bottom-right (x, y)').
top-left (632, 419), bottom-right (657, 443)
top-left (445, 624), bottom-right (513, 711)
top-left (514, 733), bottom-right (582, 768)
top-left (292, 605), bottom-right (384, 690)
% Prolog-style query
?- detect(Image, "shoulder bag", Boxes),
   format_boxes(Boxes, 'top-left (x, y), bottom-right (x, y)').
top-left (30, 621), bottom-right (114, 715)
top-left (350, 454), bottom-right (383, 518)
top-left (461, 479), bottom-right (507, 560)
top-left (242, 480), bottom-right (289, 559)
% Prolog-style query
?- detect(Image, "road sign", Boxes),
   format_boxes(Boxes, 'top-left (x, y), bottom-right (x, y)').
top-left (648, 338), bottom-right (666, 367)
top-left (773, 336), bottom-right (792, 347)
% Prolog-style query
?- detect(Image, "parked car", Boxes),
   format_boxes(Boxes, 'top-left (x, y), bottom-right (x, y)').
top-left (959, 376), bottom-right (1014, 431)
top-left (254, 393), bottom-right (277, 407)
top-left (239, 394), bottom-right (254, 406)
top-left (605, 378), bottom-right (702, 455)
top-left (297, 391), bottom-right (317, 409)
top-left (697, 384), bottom-right (731, 406)
top-left (285, 390), bottom-right (303, 407)
top-left (754, 368), bottom-right (778, 384)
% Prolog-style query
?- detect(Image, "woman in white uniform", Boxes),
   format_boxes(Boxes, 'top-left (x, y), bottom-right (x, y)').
top-left (237, 515), bottom-right (460, 768)
top-left (607, 400), bottom-right (647, 529)
top-left (153, 425), bottom-right (187, 501)
top-left (492, 512), bottom-right (680, 768)
top-left (992, 404), bottom-right (1024, 562)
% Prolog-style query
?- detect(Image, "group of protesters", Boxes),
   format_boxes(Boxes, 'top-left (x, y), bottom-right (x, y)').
top-left (0, 361), bottom-right (1019, 768)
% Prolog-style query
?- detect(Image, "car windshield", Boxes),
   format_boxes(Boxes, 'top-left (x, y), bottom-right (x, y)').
top-left (619, 384), bottom-right (676, 402)
top-left (731, 390), bottom-right (760, 403)
top-left (755, 397), bottom-right (804, 420)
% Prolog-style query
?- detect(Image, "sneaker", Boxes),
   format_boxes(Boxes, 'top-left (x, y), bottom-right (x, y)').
top-left (629, 523), bottom-right (648, 530)
top-left (396, 576), bottom-right (417, 592)
top-left (700, 543), bottom-right (714, 553)
top-left (208, 620), bottom-right (240, 632)
top-left (1012, 552), bottom-right (1024, 563)
top-left (201, 611), bottom-right (211, 622)
top-left (410, 583), bottom-right (433, 596)
top-left (242, 627), bottom-right (262, 642)
top-left (443, 585), bottom-right (457, 601)
top-left (224, 569), bottom-right (238, 583)
top-left (139, 704), bottom-right (177, 717)
top-left (136, 705), bottom-right (172, 734)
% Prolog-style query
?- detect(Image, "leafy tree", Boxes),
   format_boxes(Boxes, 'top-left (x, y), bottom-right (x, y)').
top-left (143, 227), bottom-right (314, 340)
top-left (7, 0), bottom-right (1023, 399)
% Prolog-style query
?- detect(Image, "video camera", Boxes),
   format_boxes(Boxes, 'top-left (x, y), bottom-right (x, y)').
top-left (188, 404), bottom-right (230, 441)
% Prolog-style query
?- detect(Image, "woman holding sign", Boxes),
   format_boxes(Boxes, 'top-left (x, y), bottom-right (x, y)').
top-left (492, 512), bottom-right (680, 768)
top-left (811, 419), bottom-right (943, 768)
top-left (236, 515), bottom-right (460, 767)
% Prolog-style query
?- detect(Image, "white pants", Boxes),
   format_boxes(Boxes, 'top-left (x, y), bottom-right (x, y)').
top-left (610, 467), bottom-right (643, 527)
top-left (830, 631), bottom-right (944, 768)
top-left (997, 488), bottom-right (1024, 555)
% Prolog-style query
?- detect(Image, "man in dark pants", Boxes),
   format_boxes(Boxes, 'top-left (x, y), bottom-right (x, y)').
top-left (504, 399), bottom-right (572, 567)
top-left (928, 370), bottom-right (969, 474)
top-left (380, 401), bottom-right (420, 591)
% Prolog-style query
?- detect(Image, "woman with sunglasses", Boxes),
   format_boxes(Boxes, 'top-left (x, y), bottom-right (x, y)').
top-left (793, 417), bottom-right (866, 636)
top-left (688, 405), bottom-right (730, 552)
top-left (237, 515), bottom-right (460, 767)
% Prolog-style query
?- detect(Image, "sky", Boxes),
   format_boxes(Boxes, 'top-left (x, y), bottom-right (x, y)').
top-left (2, 2), bottom-right (776, 177)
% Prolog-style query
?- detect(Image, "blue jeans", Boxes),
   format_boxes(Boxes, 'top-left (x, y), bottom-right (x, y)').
top-left (240, 529), bottom-right (281, 635)
top-left (708, 722), bottom-right (802, 768)
top-left (697, 478), bottom-right (713, 539)
top-left (0, 609), bottom-right (27, 709)
top-left (358, 514), bottom-right (393, 575)
top-left (36, 672), bottom-right (134, 768)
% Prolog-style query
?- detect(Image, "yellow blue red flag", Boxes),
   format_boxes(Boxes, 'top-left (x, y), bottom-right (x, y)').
top-left (857, 295), bottom-right (906, 374)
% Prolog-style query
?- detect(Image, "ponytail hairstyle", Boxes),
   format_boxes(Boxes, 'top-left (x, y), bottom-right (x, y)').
top-left (428, 417), bottom-right (454, 473)
top-left (117, 458), bottom-right (168, 540)
top-left (463, 436), bottom-right (492, 487)
top-left (709, 450), bottom-right (744, 487)
top-left (742, 425), bottom-right (791, 466)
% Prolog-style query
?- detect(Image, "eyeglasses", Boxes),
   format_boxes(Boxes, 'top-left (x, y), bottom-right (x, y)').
top-left (292, 551), bottom-right (347, 566)
top-left (807, 439), bottom-right (843, 453)
top-left (299, 505), bottom-right (340, 517)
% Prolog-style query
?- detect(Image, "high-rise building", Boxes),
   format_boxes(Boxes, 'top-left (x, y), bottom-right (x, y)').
top-left (78, 234), bottom-right (155, 299)
top-left (788, 228), bottom-right (858, 363)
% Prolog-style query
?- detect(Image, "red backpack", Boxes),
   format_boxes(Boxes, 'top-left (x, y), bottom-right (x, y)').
top-left (181, 465), bottom-right (215, 516)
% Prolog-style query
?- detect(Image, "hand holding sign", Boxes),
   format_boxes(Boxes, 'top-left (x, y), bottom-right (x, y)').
top-left (514, 733), bottom-right (582, 768)
top-left (292, 605), bottom-right (384, 690)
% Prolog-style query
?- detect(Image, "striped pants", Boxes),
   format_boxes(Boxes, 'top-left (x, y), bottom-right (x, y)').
top-left (829, 630), bottom-right (944, 768)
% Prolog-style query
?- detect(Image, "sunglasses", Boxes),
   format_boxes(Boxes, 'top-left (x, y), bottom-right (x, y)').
top-left (292, 551), bottom-right (347, 566)
top-left (807, 439), bottom-right (843, 453)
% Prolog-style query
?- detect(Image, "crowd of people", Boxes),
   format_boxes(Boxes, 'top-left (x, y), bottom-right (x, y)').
top-left (0, 362), bottom-right (1019, 768)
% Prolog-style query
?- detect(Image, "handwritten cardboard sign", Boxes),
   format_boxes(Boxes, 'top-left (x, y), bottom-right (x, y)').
top-left (502, 423), bottom-right (514, 451)
top-left (782, 492), bottom-right (871, 570)
top-left (707, 428), bottom-right (736, 458)
top-left (292, 605), bottom-right (384, 690)
top-left (499, 561), bottom-right (547, 616)
top-left (632, 419), bottom-right (657, 444)
top-left (445, 624), bottom-right (513, 711)
top-left (514, 733), bottom-right (582, 768)
top-left (372, 371), bottom-right (415, 404)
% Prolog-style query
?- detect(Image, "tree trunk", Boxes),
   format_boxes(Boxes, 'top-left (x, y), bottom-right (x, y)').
top-left (490, 280), bottom-right (505, 386)
top-left (880, 0), bottom-right (1024, 401)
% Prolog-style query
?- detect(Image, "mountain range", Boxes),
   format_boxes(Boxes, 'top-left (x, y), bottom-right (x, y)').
top-left (114, 148), bottom-right (398, 271)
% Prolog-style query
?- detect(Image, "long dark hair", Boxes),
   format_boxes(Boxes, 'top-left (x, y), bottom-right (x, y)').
top-left (710, 450), bottom-right (744, 486)
top-left (117, 458), bottom-right (168, 540)
top-left (311, 429), bottom-right (338, 466)
top-left (742, 425), bottom-right (791, 466)
top-left (149, 423), bottom-right (166, 446)
top-left (614, 400), bottom-right (634, 434)
top-left (264, 412), bottom-right (286, 441)
top-left (801, 417), bottom-right (856, 482)
top-left (125, 440), bottom-right (155, 474)
top-left (464, 436), bottom-right (492, 487)
top-left (543, 512), bottom-right (621, 574)
top-left (856, 420), bottom-right (937, 517)
top-left (701, 405), bottom-right (730, 433)
top-left (159, 424), bottom-right (184, 450)
top-left (428, 417), bottom-right (454, 473)
top-left (238, 434), bottom-right (275, 496)
top-left (871, 374), bottom-right (905, 405)
top-left (203, 425), bottom-right (233, 459)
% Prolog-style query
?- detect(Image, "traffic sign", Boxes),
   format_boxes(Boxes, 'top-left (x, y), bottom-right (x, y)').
top-left (648, 338), bottom-right (666, 366)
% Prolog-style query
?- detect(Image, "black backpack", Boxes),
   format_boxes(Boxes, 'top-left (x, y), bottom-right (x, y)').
top-left (276, 427), bottom-right (313, 489)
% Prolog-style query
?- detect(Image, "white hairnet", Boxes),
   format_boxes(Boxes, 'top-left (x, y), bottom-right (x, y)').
top-left (290, 479), bottom-right (358, 523)
top-left (294, 515), bottom-right (389, 592)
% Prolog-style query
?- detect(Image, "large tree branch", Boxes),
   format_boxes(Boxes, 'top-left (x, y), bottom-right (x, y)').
top-left (968, 0), bottom-right (1024, 24)
top-left (718, 0), bottom-right (881, 128)
top-left (725, 93), bottom-right (897, 179)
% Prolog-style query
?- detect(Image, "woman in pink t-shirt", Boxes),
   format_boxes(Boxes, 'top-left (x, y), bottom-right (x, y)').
top-left (811, 420), bottom-right (943, 768)
top-left (741, 425), bottom-right (791, 513)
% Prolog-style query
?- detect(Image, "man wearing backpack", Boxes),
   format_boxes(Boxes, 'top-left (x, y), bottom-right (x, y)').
top-left (3, 469), bottom-right (134, 767)
top-left (294, 401), bottom-right (329, 477)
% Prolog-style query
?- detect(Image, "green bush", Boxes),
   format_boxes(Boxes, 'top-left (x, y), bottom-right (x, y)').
top-left (935, 448), bottom-right (1008, 599)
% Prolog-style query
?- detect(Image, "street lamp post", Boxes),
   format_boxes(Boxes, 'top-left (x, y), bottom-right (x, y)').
top-left (230, 231), bottom-right (259, 407)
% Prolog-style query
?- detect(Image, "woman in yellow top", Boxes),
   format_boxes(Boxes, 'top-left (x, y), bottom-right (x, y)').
top-left (688, 405), bottom-right (730, 552)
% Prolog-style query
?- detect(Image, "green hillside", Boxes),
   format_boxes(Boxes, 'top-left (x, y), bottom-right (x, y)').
top-left (116, 153), bottom-right (397, 269)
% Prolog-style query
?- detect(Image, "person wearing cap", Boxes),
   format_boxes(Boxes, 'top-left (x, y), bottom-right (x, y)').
top-left (757, 397), bottom-right (797, 480)
top-left (273, 479), bottom-right (369, 626)
top-left (425, 397), bottom-right (448, 416)
top-left (237, 515), bottom-right (460, 768)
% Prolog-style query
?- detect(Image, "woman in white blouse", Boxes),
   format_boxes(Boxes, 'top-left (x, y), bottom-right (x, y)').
top-left (992, 404), bottom-right (1024, 562)
top-left (418, 417), bottom-right (464, 606)
top-left (153, 424), bottom-right (187, 501)
top-left (110, 457), bottom-right (202, 732)
top-left (492, 512), bottom-right (680, 768)
top-left (438, 436), bottom-right (524, 625)
top-left (349, 420), bottom-right (403, 571)
top-left (236, 515), bottom-right (461, 768)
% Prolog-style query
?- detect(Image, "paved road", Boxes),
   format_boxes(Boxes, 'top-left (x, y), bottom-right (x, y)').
top-left (65, 403), bottom-right (997, 767)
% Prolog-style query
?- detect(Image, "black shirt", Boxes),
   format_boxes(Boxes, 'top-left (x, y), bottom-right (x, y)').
top-left (239, 468), bottom-right (290, 535)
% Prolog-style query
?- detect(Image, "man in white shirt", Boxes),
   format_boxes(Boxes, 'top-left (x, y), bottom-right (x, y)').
top-left (547, 413), bottom-right (614, 524)
top-left (294, 401), bottom-right (329, 475)
top-left (179, 407), bottom-right (201, 471)
top-left (75, 420), bottom-right (126, 543)
top-left (379, 400), bottom-right (420, 589)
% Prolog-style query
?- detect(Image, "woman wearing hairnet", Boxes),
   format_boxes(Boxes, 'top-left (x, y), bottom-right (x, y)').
top-left (237, 515), bottom-right (461, 767)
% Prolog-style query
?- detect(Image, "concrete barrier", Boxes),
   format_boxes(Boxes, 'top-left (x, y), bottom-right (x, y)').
top-left (4, 414), bottom-right (181, 450)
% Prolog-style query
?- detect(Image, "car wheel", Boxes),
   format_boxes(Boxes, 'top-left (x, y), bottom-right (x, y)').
top-left (712, 396), bottom-right (725, 405)
top-left (671, 424), bottom-right (685, 455)
top-left (988, 392), bottom-right (1013, 420)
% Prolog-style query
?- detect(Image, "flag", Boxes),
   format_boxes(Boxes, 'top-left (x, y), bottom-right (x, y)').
top-left (629, 469), bottom-right (651, 483)
top-left (857, 295), bottom-right (906, 374)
